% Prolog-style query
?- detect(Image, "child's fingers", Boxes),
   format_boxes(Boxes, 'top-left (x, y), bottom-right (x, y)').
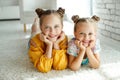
top-left (40, 33), bottom-right (51, 43)
top-left (59, 31), bottom-right (64, 38)
top-left (56, 31), bottom-right (65, 43)
top-left (80, 41), bottom-right (86, 50)
top-left (44, 32), bottom-right (49, 38)
top-left (79, 41), bottom-right (82, 46)
top-left (61, 32), bottom-right (64, 37)
top-left (40, 33), bottom-right (45, 41)
top-left (47, 36), bottom-right (51, 40)
top-left (60, 31), bottom-right (65, 40)
top-left (89, 40), bottom-right (95, 48)
top-left (75, 40), bottom-right (80, 47)
top-left (74, 40), bottom-right (77, 45)
top-left (46, 33), bottom-right (51, 40)
top-left (61, 31), bottom-right (65, 35)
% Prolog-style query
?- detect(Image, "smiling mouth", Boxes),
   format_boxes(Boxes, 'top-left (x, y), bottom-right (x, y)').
top-left (83, 41), bottom-right (90, 44)
top-left (49, 35), bottom-right (58, 38)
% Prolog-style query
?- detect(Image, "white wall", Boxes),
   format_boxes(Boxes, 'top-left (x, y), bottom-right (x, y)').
top-left (93, 0), bottom-right (120, 42)
top-left (57, 0), bottom-right (92, 21)
top-left (0, 0), bottom-right (19, 19)
top-left (0, 0), bottom-right (18, 7)
top-left (23, 0), bottom-right (57, 11)
top-left (92, 0), bottom-right (120, 50)
top-left (0, 0), bottom-right (92, 21)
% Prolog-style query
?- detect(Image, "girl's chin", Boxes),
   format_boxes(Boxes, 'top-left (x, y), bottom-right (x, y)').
top-left (83, 43), bottom-right (89, 47)
top-left (48, 37), bottom-right (58, 42)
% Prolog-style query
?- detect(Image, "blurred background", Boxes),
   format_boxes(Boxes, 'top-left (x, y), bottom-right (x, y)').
top-left (0, 0), bottom-right (120, 44)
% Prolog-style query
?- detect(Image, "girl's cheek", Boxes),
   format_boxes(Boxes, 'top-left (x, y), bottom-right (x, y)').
top-left (77, 37), bottom-right (83, 41)
top-left (79, 36), bottom-right (84, 40)
top-left (43, 30), bottom-right (49, 35)
top-left (56, 29), bottom-right (60, 32)
top-left (56, 30), bottom-right (62, 36)
top-left (91, 35), bottom-right (96, 40)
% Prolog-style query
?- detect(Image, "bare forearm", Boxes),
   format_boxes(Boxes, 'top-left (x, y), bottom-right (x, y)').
top-left (70, 50), bottom-right (85, 70)
top-left (86, 48), bottom-right (100, 68)
top-left (53, 43), bottom-right (60, 50)
top-left (45, 44), bottom-right (53, 58)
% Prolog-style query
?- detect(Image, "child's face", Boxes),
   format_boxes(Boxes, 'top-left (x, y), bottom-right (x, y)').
top-left (40, 14), bottom-right (63, 41)
top-left (74, 22), bottom-right (96, 47)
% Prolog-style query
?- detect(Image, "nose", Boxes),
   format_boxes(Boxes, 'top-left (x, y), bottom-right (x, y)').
top-left (84, 34), bottom-right (89, 40)
top-left (50, 28), bottom-right (55, 34)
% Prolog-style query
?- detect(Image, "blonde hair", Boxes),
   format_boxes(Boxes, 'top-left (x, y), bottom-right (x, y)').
top-left (35, 7), bottom-right (65, 26)
top-left (71, 15), bottom-right (100, 32)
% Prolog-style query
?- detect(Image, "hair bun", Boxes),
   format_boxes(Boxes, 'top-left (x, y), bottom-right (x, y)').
top-left (71, 15), bottom-right (79, 23)
top-left (57, 7), bottom-right (65, 17)
top-left (35, 8), bottom-right (44, 18)
top-left (91, 15), bottom-right (100, 22)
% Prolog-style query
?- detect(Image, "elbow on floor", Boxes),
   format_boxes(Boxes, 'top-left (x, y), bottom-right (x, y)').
top-left (91, 64), bottom-right (100, 69)
top-left (69, 66), bottom-right (80, 71)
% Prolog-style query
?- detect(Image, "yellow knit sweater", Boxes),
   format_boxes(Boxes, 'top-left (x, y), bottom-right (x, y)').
top-left (28, 33), bottom-right (68, 73)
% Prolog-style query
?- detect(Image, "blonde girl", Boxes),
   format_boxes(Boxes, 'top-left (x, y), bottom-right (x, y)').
top-left (67, 15), bottom-right (101, 71)
top-left (28, 7), bottom-right (68, 73)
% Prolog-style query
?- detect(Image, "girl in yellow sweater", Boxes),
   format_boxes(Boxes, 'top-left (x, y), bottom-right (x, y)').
top-left (28, 7), bottom-right (68, 73)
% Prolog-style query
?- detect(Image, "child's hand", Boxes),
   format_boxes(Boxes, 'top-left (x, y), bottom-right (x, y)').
top-left (75, 40), bottom-right (86, 51)
top-left (39, 33), bottom-right (52, 45)
top-left (52, 31), bottom-right (65, 50)
top-left (56, 31), bottom-right (65, 44)
top-left (88, 40), bottom-right (95, 48)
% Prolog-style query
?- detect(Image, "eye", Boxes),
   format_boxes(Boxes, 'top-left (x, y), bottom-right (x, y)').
top-left (79, 32), bottom-right (84, 35)
top-left (89, 33), bottom-right (93, 35)
top-left (45, 26), bottom-right (49, 29)
top-left (54, 25), bottom-right (59, 28)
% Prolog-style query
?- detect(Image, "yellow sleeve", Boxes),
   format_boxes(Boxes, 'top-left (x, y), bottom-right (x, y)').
top-left (52, 36), bottom-right (68, 70)
top-left (59, 35), bottom-right (68, 49)
top-left (35, 55), bottom-right (53, 73)
top-left (52, 49), bottom-right (68, 70)
top-left (28, 34), bottom-right (53, 73)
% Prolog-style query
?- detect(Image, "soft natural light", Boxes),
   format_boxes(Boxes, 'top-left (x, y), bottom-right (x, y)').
top-left (100, 62), bottom-right (120, 79)
top-left (57, 0), bottom-right (92, 19)
top-left (57, 0), bottom-right (92, 36)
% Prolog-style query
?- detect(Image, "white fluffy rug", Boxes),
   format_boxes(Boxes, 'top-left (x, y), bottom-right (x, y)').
top-left (0, 21), bottom-right (120, 80)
